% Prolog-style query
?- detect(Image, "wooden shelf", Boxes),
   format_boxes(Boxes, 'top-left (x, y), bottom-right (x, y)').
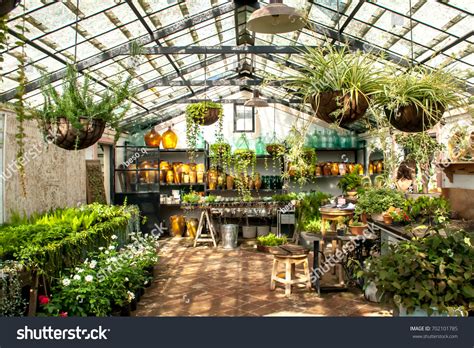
top-left (438, 162), bottom-right (474, 183)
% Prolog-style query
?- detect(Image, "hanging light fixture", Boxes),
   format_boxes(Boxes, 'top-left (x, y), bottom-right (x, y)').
top-left (247, 0), bottom-right (305, 34)
top-left (244, 89), bottom-right (269, 107)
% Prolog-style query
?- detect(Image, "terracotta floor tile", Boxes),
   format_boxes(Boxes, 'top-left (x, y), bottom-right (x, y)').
top-left (132, 238), bottom-right (390, 317)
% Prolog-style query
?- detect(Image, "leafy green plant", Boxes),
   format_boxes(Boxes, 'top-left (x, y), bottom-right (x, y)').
top-left (204, 195), bottom-right (217, 203)
top-left (363, 230), bottom-right (473, 316)
top-left (185, 101), bottom-right (223, 159)
top-left (285, 43), bottom-right (382, 125)
top-left (284, 125), bottom-right (317, 186)
top-left (303, 218), bottom-right (330, 234)
top-left (0, 261), bottom-right (27, 317)
top-left (182, 191), bottom-right (201, 204)
top-left (257, 233), bottom-right (287, 246)
top-left (38, 65), bottom-right (133, 145)
top-left (209, 142), bottom-right (232, 170)
top-left (355, 188), bottom-right (405, 216)
top-left (404, 196), bottom-right (451, 225)
top-left (396, 132), bottom-right (444, 193)
top-left (376, 66), bottom-right (463, 131)
top-left (296, 191), bottom-right (331, 231)
top-left (233, 149), bottom-right (256, 199)
top-left (337, 172), bottom-right (362, 193)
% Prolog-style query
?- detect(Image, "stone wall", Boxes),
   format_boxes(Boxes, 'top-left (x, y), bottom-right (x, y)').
top-left (1, 107), bottom-right (87, 221)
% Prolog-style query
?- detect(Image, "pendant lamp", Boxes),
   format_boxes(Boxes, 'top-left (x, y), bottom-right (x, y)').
top-left (247, 0), bottom-right (305, 34)
top-left (244, 90), bottom-right (269, 108)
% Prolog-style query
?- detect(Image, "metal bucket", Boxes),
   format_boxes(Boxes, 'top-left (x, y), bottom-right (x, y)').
top-left (221, 224), bottom-right (239, 249)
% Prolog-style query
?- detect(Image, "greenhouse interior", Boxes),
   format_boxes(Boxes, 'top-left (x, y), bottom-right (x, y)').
top-left (0, 0), bottom-right (473, 318)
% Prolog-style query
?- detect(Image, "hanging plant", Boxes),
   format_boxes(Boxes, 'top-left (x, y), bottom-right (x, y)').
top-left (38, 65), bottom-right (134, 150)
top-left (185, 101), bottom-right (223, 159)
top-left (209, 142), bottom-right (232, 170)
top-left (233, 149), bottom-right (256, 200)
top-left (376, 67), bottom-right (463, 132)
top-left (286, 43), bottom-right (382, 126)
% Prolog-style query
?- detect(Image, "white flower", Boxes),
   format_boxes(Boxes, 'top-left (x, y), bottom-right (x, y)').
top-left (110, 257), bottom-right (118, 263)
top-left (105, 251), bottom-right (109, 255)
top-left (77, 268), bottom-right (84, 273)
top-left (125, 277), bottom-right (129, 282)
top-left (85, 275), bottom-right (93, 282)
top-left (62, 279), bottom-right (71, 286)
top-left (98, 247), bottom-right (104, 251)
top-left (73, 275), bottom-right (81, 281)
top-left (111, 235), bottom-right (118, 240)
top-left (127, 291), bottom-right (135, 301)
top-left (90, 261), bottom-right (97, 269)
top-left (108, 246), bottom-right (115, 250)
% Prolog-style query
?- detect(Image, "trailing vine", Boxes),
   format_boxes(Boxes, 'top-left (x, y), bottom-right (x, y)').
top-left (13, 4), bottom-right (28, 196)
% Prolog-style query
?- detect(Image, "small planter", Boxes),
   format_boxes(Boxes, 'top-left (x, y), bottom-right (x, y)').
top-left (242, 226), bottom-right (257, 239)
top-left (266, 144), bottom-right (285, 157)
top-left (385, 103), bottom-right (445, 133)
top-left (44, 117), bottom-right (106, 150)
top-left (383, 214), bottom-right (393, 225)
top-left (257, 225), bottom-right (270, 237)
top-left (346, 190), bottom-right (358, 198)
top-left (371, 213), bottom-right (384, 223)
top-left (256, 244), bottom-right (272, 253)
top-left (349, 224), bottom-right (367, 236)
top-left (310, 91), bottom-right (369, 126)
top-left (196, 107), bottom-right (221, 126)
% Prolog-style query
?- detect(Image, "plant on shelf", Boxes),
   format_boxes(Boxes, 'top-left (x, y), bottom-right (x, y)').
top-left (446, 123), bottom-right (473, 162)
top-left (388, 208), bottom-right (411, 225)
top-left (303, 218), bottom-right (330, 234)
top-left (337, 171), bottom-right (362, 195)
top-left (362, 229), bottom-right (474, 316)
top-left (209, 142), bottom-right (232, 170)
top-left (38, 65), bottom-right (133, 150)
top-left (185, 101), bottom-right (223, 158)
top-left (284, 125), bottom-right (317, 186)
top-left (404, 196), bottom-right (450, 226)
top-left (233, 146), bottom-right (257, 199)
top-left (182, 191), bottom-right (201, 205)
top-left (285, 43), bottom-right (382, 126)
top-left (376, 66), bottom-right (463, 133)
top-left (348, 216), bottom-right (368, 236)
top-left (203, 195), bottom-right (217, 204)
top-left (355, 188), bottom-right (405, 221)
top-left (396, 132), bottom-right (444, 193)
top-left (257, 233), bottom-right (287, 247)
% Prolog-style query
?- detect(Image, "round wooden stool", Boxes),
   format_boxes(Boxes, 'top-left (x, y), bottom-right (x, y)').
top-left (270, 245), bottom-right (311, 296)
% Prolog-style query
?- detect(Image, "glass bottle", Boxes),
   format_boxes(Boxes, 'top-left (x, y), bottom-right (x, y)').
top-left (320, 130), bottom-right (328, 149)
top-left (162, 126), bottom-right (178, 149)
top-left (255, 136), bottom-right (266, 156)
top-left (144, 128), bottom-right (161, 147)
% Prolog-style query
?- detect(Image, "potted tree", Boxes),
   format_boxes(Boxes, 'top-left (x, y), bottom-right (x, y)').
top-left (337, 171), bottom-right (362, 197)
top-left (286, 44), bottom-right (382, 126)
top-left (376, 67), bottom-right (463, 132)
top-left (348, 216), bottom-right (368, 236)
top-left (363, 229), bottom-right (473, 316)
top-left (356, 188), bottom-right (405, 222)
top-left (38, 65), bottom-right (133, 150)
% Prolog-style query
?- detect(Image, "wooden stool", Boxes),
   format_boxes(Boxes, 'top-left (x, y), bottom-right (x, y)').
top-left (270, 246), bottom-right (311, 296)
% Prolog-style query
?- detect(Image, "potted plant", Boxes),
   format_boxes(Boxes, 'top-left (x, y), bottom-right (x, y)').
top-left (209, 142), bottom-right (232, 170)
top-left (299, 218), bottom-right (330, 249)
top-left (185, 101), bottom-right (223, 157)
top-left (382, 212), bottom-right (393, 225)
top-left (364, 229), bottom-right (473, 316)
top-left (256, 233), bottom-right (287, 253)
top-left (356, 188), bottom-right (405, 222)
top-left (404, 196), bottom-right (450, 226)
top-left (286, 44), bottom-right (382, 126)
top-left (376, 66), bottom-right (463, 133)
top-left (396, 132), bottom-right (444, 194)
top-left (266, 142), bottom-right (286, 158)
top-left (38, 65), bottom-right (133, 150)
top-left (337, 172), bottom-right (362, 196)
top-left (348, 217), bottom-right (368, 236)
top-left (389, 208), bottom-right (411, 226)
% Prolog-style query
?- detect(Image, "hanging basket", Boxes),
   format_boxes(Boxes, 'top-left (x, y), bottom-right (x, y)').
top-left (0, 0), bottom-right (20, 16)
top-left (266, 144), bottom-right (285, 157)
top-left (310, 91), bottom-right (369, 126)
top-left (44, 117), bottom-right (106, 150)
top-left (195, 107), bottom-right (221, 126)
top-left (384, 103), bottom-right (445, 133)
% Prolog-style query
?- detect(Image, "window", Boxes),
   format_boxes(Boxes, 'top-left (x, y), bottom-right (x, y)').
top-left (233, 104), bottom-right (255, 133)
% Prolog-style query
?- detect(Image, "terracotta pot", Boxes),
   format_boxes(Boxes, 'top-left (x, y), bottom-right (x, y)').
top-left (247, 176), bottom-right (255, 190)
top-left (315, 165), bottom-right (322, 176)
top-left (323, 163), bottom-right (332, 176)
top-left (385, 103), bottom-right (445, 133)
top-left (186, 218), bottom-right (199, 239)
top-left (143, 128), bottom-right (161, 147)
top-left (348, 163), bottom-right (355, 173)
top-left (383, 214), bottom-right (393, 225)
top-left (226, 175), bottom-right (234, 190)
top-left (310, 91), bottom-right (369, 126)
top-left (331, 162), bottom-right (339, 176)
top-left (350, 224), bottom-right (368, 236)
top-left (162, 126), bottom-right (178, 149)
top-left (170, 215), bottom-right (186, 237)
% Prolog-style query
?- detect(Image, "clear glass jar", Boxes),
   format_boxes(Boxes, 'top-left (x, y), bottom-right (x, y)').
top-left (255, 136), bottom-right (266, 155)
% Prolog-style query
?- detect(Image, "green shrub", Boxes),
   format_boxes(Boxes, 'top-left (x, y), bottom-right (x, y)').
top-left (257, 233), bottom-right (287, 246)
top-left (356, 188), bottom-right (405, 215)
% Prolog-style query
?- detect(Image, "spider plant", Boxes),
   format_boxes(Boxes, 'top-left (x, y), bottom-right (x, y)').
top-left (285, 43), bottom-right (383, 125)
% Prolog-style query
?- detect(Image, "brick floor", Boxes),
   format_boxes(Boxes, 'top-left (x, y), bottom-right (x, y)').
top-left (133, 238), bottom-right (391, 317)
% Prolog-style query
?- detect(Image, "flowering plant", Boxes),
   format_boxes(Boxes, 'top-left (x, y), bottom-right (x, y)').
top-left (387, 207), bottom-right (411, 224)
top-left (44, 233), bottom-right (159, 317)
